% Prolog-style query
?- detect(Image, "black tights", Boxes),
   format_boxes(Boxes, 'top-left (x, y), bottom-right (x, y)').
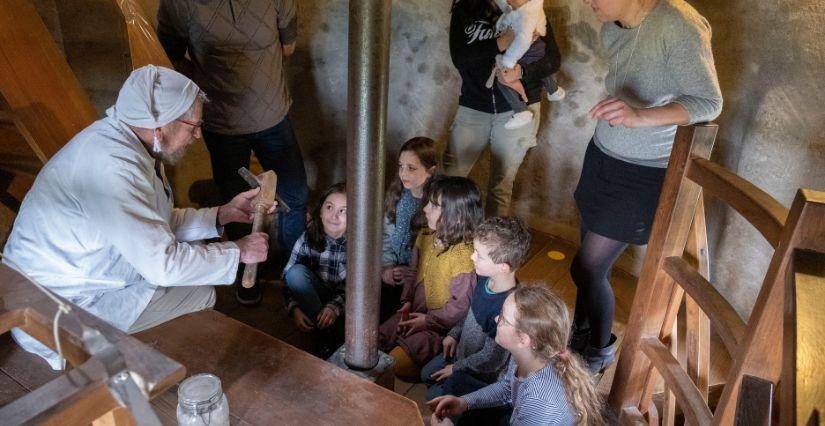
top-left (570, 226), bottom-right (628, 349)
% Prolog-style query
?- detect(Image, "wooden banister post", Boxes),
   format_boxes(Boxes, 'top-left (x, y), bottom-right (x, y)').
top-left (782, 248), bottom-right (825, 425)
top-left (607, 124), bottom-right (718, 414)
top-left (113, 0), bottom-right (173, 69)
top-left (685, 196), bottom-right (711, 401)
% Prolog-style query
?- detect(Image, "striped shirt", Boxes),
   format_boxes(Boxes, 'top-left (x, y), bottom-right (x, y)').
top-left (283, 233), bottom-right (347, 314)
top-left (463, 359), bottom-right (575, 425)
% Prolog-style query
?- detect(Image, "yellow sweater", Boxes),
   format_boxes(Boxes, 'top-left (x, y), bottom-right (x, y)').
top-left (415, 232), bottom-right (475, 310)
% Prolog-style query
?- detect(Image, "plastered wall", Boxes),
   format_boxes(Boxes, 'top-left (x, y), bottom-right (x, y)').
top-left (18, 0), bottom-right (825, 320)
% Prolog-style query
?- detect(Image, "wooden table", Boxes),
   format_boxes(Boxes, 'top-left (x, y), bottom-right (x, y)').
top-left (136, 310), bottom-right (423, 425)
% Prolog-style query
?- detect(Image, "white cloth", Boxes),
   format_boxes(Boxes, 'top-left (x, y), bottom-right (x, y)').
top-left (496, 0), bottom-right (548, 69)
top-left (115, 64), bottom-right (201, 128)
top-left (3, 108), bottom-right (239, 369)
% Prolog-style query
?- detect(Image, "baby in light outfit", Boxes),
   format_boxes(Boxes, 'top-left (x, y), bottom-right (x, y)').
top-left (489, 0), bottom-right (565, 129)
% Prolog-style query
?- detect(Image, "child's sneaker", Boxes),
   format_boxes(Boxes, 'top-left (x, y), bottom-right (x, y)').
top-left (504, 111), bottom-right (533, 129)
top-left (547, 86), bottom-right (566, 101)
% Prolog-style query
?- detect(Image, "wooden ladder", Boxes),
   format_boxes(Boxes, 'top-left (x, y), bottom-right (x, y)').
top-left (607, 124), bottom-right (825, 424)
top-left (0, 264), bottom-right (185, 424)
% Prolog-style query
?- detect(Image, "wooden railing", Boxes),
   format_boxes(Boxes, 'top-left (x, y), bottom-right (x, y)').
top-left (607, 123), bottom-right (825, 424)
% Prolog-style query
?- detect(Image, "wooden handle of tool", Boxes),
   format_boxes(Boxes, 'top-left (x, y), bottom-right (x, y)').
top-left (241, 171), bottom-right (277, 289)
top-left (241, 204), bottom-right (267, 288)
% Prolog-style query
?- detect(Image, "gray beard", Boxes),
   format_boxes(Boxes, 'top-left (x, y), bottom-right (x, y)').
top-left (158, 145), bottom-right (188, 165)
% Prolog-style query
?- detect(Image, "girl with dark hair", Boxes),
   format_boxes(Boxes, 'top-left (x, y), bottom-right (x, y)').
top-left (380, 137), bottom-right (438, 322)
top-left (283, 182), bottom-right (348, 341)
top-left (379, 176), bottom-right (483, 378)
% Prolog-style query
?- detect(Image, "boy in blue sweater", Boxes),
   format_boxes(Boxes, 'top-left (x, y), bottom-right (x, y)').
top-left (421, 216), bottom-right (531, 400)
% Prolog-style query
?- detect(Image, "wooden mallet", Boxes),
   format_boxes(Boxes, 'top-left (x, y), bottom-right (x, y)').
top-left (237, 167), bottom-right (279, 289)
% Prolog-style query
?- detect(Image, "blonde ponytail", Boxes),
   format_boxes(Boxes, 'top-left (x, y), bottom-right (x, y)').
top-left (552, 352), bottom-right (604, 425)
top-left (512, 283), bottom-right (604, 426)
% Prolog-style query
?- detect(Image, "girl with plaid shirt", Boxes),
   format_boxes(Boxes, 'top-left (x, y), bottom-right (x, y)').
top-left (283, 183), bottom-right (347, 334)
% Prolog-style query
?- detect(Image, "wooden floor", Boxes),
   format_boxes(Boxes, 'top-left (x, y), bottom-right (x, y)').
top-left (0, 229), bottom-right (731, 423)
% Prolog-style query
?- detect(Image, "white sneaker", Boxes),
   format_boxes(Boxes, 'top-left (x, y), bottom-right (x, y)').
top-left (547, 86), bottom-right (566, 101)
top-left (504, 111), bottom-right (533, 130)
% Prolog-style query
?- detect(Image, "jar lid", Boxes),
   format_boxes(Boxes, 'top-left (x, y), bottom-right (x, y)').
top-left (178, 373), bottom-right (224, 414)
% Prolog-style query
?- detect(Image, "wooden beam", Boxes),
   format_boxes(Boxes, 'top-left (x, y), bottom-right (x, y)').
top-left (641, 337), bottom-right (713, 425)
top-left (113, 0), bottom-right (173, 69)
top-left (684, 197), bottom-right (711, 400)
top-left (0, 0), bottom-right (98, 160)
top-left (0, 358), bottom-right (120, 425)
top-left (0, 264), bottom-right (185, 399)
top-left (686, 158), bottom-right (788, 248)
top-left (781, 249), bottom-right (825, 425)
top-left (664, 256), bottom-right (746, 355)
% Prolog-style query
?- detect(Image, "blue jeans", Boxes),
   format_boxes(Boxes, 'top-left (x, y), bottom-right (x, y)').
top-left (284, 264), bottom-right (332, 319)
top-left (497, 75), bottom-right (559, 113)
top-left (203, 116), bottom-right (308, 254)
top-left (421, 355), bottom-right (491, 401)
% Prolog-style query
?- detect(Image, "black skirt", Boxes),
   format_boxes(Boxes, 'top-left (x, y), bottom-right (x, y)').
top-left (574, 140), bottom-right (667, 245)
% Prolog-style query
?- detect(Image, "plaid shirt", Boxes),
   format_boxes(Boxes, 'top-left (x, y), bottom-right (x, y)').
top-left (283, 233), bottom-right (347, 314)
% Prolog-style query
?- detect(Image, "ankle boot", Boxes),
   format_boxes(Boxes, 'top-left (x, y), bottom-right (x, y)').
top-left (583, 334), bottom-right (617, 374)
top-left (568, 327), bottom-right (590, 355)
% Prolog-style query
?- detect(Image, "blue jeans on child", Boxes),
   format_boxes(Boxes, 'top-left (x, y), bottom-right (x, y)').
top-left (421, 355), bottom-right (491, 401)
top-left (284, 264), bottom-right (334, 318)
top-left (496, 75), bottom-right (560, 113)
top-left (203, 116), bottom-right (309, 255)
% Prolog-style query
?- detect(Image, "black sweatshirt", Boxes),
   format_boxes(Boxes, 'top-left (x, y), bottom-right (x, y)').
top-left (449, 7), bottom-right (561, 114)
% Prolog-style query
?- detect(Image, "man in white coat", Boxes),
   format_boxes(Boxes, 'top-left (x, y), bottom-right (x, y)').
top-left (2, 65), bottom-right (272, 368)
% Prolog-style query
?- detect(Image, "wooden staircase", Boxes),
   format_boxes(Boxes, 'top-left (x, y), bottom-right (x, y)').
top-left (607, 124), bottom-right (825, 424)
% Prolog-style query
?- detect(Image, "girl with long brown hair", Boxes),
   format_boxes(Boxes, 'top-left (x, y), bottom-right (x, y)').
top-left (379, 137), bottom-right (437, 322)
top-left (378, 176), bottom-right (483, 378)
top-left (429, 283), bottom-right (604, 425)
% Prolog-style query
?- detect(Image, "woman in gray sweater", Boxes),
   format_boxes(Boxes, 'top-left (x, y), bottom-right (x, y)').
top-left (570, 0), bottom-right (722, 372)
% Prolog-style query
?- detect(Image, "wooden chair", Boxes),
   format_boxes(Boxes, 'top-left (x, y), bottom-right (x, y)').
top-left (0, 263), bottom-right (185, 424)
top-left (607, 123), bottom-right (825, 424)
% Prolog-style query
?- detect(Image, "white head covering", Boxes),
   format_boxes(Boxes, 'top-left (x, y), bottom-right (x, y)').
top-left (113, 64), bottom-right (201, 129)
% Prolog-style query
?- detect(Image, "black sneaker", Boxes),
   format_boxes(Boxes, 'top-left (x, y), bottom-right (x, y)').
top-left (235, 282), bottom-right (262, 306)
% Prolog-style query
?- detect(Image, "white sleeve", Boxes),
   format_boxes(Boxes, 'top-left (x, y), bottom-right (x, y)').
top-left (82, 161), bottom-right (239, 287)
top-left (169, 206), bottom-right (221, 242)
top-left (501, 14), bottom-right (536, 68)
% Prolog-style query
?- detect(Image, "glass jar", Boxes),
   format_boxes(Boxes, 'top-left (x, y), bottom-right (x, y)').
top-left (176, 373), bottom-right (230, 426)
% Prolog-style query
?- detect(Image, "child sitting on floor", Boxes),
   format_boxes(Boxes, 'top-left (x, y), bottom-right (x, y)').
top-left (379, 176), bottom-right (483, 378)
top-left (380, 137), bottom-right (438, 322)
top-left (429, 284), bottom-right (604, 425)
top-left (421, 216), bottom-right (531, 401)
top-left (283, 182), bottom-right (347, 355)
